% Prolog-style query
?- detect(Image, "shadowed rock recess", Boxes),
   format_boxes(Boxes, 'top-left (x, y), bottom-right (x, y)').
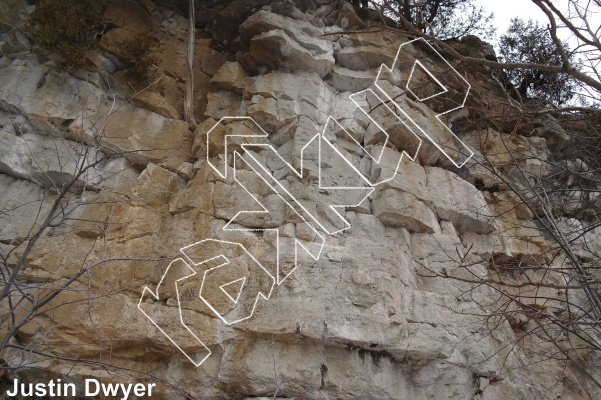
top-left (1, 0), bottom-right (600, 399)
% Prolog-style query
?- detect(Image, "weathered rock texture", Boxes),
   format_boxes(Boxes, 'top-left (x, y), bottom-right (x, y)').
top-left (0, 1), bottom-right (599, 399)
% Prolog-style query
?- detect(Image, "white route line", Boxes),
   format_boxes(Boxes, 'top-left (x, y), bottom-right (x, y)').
top-left (139, 37), bottom-right (474, 367)
top-left (241, 136), bottom-right (373, 236)
top-left (236, 148), bottom-right (326, 284)
top-left (206, 116), bottom-right (268, 180)
top-left (348, 88), bottom-right (423, 173)
top-left (407, 59), bottom-right (449, 102)
top-left (195, 239), bottom-right (275, 325)
top-left (138, 258), bottom-right (211, 367)
top-left (374, 38), bottom-right (473, 168)
top-left (220, 277), bottom-right (246, 304)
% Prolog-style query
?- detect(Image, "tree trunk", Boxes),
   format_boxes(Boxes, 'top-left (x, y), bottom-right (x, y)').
top-left (184, 0), bottom-right (197, 128)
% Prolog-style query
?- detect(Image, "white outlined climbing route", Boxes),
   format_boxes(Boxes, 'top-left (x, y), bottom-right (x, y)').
top-left (139, 38), bottom-right (474, 366)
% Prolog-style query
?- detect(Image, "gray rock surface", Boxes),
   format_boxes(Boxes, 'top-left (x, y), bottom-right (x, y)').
top-left (0, 1), bottom-right (598, 399)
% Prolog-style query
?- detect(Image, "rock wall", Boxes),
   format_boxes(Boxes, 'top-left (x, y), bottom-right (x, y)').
top-left (0, 0), bottom-right (599, 399)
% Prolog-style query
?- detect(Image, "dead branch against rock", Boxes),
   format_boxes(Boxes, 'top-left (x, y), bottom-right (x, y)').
top-left (0, 96), bottom-right (184, 391)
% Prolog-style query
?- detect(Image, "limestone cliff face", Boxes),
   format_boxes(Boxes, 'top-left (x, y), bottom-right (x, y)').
top-left (1, 1), bottom-right (600, 399)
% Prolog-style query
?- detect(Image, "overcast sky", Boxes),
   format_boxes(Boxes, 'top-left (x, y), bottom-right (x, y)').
top-left (476, 0), bottom-right (547, 36)
top-left (476, 0), bottom-right (601, 46)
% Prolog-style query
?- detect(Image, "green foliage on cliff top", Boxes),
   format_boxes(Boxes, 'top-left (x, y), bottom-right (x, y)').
top-left (499, 18), bottom-right (576, 106)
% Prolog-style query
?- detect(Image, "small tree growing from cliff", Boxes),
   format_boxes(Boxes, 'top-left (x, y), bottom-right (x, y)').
top-left (26, 0), bottom-right (106, 69)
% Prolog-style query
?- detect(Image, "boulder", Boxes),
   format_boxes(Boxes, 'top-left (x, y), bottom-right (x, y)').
top-left (373, 189), bottom-right (440, 233)
top-left (426, 166), bottom-right (494, 233)
top-left (241, 29), bottom-right (335, 78)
